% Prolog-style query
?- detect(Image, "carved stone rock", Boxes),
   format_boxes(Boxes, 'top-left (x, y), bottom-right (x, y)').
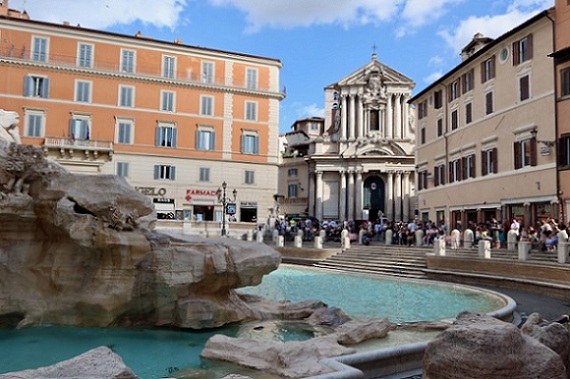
top-left (423, 312), bottom-right (567, 379)
top-left (0, 346), bottom-right (139, 379)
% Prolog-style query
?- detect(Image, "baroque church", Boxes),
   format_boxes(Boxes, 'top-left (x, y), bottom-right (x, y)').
top-left (280, 53), bottom-right (416, 222)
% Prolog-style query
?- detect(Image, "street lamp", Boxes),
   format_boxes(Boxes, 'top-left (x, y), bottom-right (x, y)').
top-left (216, 181), bottom-right (237, 236)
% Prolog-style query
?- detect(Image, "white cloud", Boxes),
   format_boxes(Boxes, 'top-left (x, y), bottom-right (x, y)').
top-left (439, 0), bottom-right (553, 54)
top-left (8, 0), bottom-right (187, 30)
top-left (424, 71), bottom-right (444, 84)
top-left (297, 103), bottom-right (325, 119)
top-left (208, 0), bottom-right (402, 32)
top-left (401, 0), bottom-right (465, 29)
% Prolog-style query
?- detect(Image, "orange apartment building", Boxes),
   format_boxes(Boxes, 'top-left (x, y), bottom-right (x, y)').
top-left (553, 0), bottom-right (570, 222)
top-left (0, 0), bottom-right (284, 231)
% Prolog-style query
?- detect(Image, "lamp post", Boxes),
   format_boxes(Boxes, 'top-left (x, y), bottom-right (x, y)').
top-left (216, 181), bottom-right (237, 236)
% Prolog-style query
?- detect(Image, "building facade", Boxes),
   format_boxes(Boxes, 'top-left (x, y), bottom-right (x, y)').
top-left (411, 10), bottom-right (557, 230)
top-left (279, 54), bottom-right (416, 223)
top-left (0, 0), bottom-right (284, 228)
top-left (553, 0), bottom-right (570, 222)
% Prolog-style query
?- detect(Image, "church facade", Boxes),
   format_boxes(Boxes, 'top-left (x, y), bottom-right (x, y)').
top-left (281, 54), bottom-right (416, 223)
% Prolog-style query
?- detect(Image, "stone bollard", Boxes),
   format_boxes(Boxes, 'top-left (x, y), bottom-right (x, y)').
top-left (434, 238), bottom-right (446, 256)
top-left (341, 229), bottom-right (350, 250)
top-left (246, 230), bottom-right (253, 242)
top-left (558, 229), bottom-right (569, 243)
top-left (297, 228), bottom-right (304, 239)
top-left (507, 230), bottom-right (518, 251)
top-left (314, 236), bottom-right (323, 249)
top-left (272, 229), bottom-right (279, 244)
top-left (478, 240), bottom-right (491, 259)
top-left (319, 229), bottom-right (326, 240)
top-left (358, 229), bottom-right (366, 244)
top-left (463, 229), bottom-right (474, 248)
top-left (277, 235), bottom-right (284, 247)
top-left (294, 235), bottom-right (303, 248)
top-left (256, 230), bottom-right (264, 243)
top-left (558, 241), bottom-right (568, 264)
top-left (415, 229), bottom-right (424, 247)
top-left (518, 241), bottom-right (531, 261)
top-left (385, 229), bottom-right (393, 245)
top-left (450, 229), bottom-right (461, 249)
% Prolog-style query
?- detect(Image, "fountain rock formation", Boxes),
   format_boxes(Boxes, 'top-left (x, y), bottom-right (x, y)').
top-left (423, 311), bottom-right (569, 379)
top-left (0, 113), bottom-right (281, 329)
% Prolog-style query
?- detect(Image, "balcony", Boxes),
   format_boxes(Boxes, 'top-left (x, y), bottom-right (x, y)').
top-left (43, 137), bottom-right (113, 162)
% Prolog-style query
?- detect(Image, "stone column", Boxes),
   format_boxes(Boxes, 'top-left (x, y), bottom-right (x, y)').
top-left (339, 170), bottom-right (347, 222)
top-left (386, 171), bottom-right (394, 220)
top-left (341, 95), bottom-right (348, 140)
top-left (394, 94), bottom-right (402, 139)
top-left (385, 94), bottom-right (393, 139)
top-left (357, 95), bottom-right (364, 138)
top-left (402, 94), bottom-right (410, 139)
top-left (315, 171), bottom-right (323, 221)
top-left (403, 172), bottom-right (410, 221)
top-left (355, 170), bottom-right (363, 220)
top-left (347, 171), bottom-right (355, 221)
top-left (308, 172), bottom-right (315, 217)
top-left (395, 171), bottom-right (402, 221)
top-left (349, 95), bottom-right (356, 140)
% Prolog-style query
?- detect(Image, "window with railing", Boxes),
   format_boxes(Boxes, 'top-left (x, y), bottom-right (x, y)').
top-left (32, 36), bottom-right (48, 62)
top-left (246, 68), bottom-right (257, 90)
top-left (162, 55), bottom-right (176, 79)
top-left (202, 61), bottom-right (214, 83)
top-left (121, 49), bottom-right (135, 73)
top-left (78, 43), bottom-right (93, 68)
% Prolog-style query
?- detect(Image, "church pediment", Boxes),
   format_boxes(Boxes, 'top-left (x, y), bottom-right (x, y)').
top-left (330, 53), bottom-right (414, 88)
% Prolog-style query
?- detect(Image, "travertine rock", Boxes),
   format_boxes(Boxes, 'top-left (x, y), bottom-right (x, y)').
top-left (423, 312), bottom-right (567, 379)
top-left (0, 142), bottom-right (281, 329)
top-left (521, 312), bottom-right (570, 378)
top-left (201, 334), bottom-right (355, 378)
top-left (0, 346), bottom-right (139, 379)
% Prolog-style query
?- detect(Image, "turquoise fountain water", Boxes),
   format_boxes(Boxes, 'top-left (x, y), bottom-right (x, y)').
top-left (0, 265), bottom-right (507, 378)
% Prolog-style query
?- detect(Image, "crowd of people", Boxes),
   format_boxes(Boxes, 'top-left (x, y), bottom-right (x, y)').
top-left (273, 214), bottom-right (569, 252)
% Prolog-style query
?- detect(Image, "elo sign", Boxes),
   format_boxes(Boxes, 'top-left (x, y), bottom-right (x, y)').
top-left (226, 203), bottom-right (237, 215)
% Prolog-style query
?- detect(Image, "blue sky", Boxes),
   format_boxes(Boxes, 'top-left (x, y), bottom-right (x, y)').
top-left (9, 0), bottom-right (554, 133)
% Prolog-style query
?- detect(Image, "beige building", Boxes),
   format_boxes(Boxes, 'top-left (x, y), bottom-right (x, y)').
top-left (0, 0), bottom-right (284, 231)
top-left (279, 54), bottom-right (416, 223)
top-left (411, 10), bottom-right (557, 230)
